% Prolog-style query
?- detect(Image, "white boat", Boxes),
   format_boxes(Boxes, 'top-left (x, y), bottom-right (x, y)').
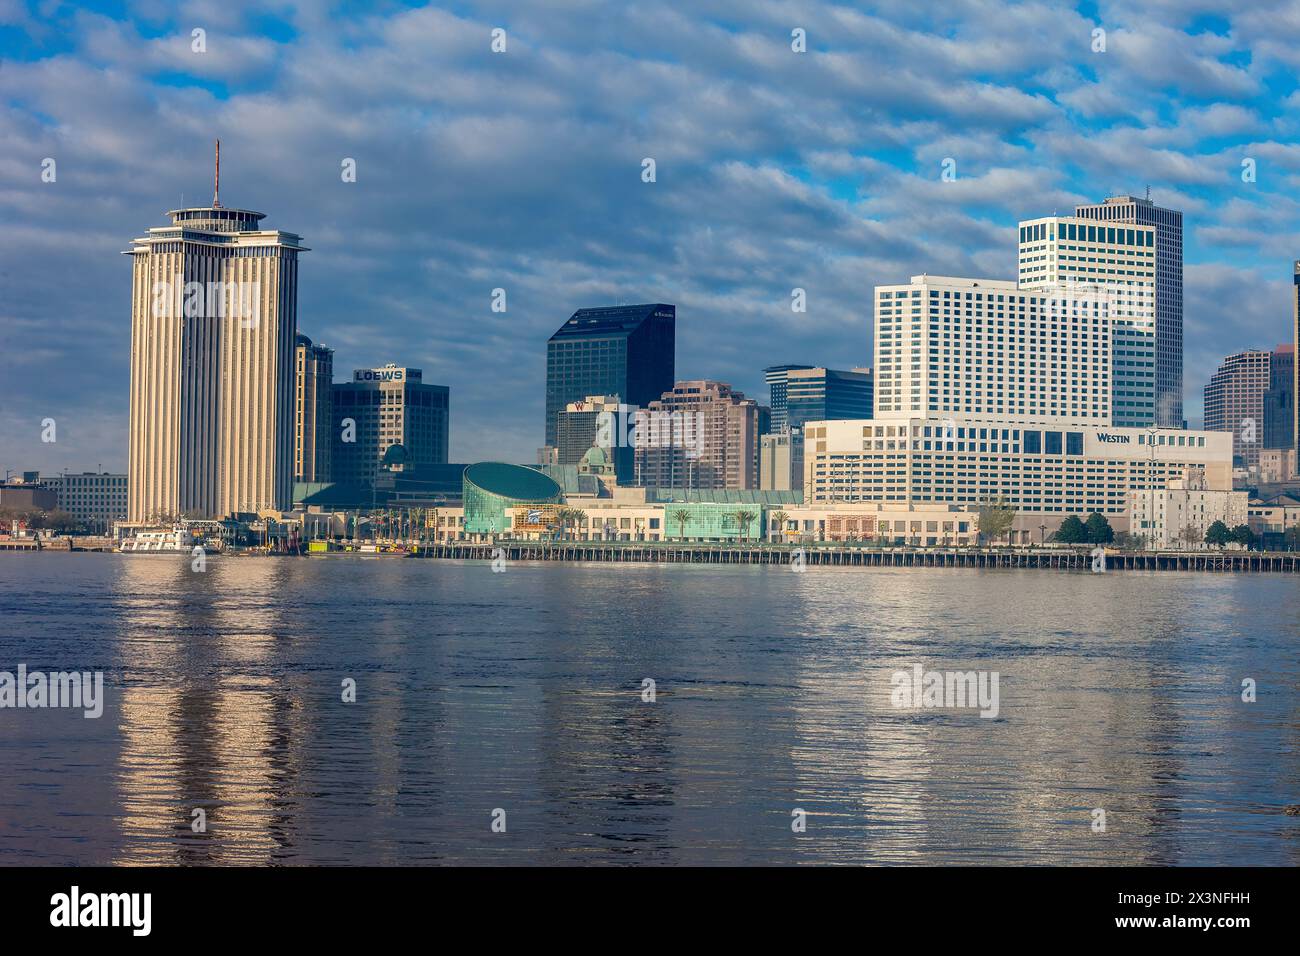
top-left (119, 527), bottom-right (200, 553)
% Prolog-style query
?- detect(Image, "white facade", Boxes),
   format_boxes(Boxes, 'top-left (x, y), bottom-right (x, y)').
top-left (804, 417), bottom-right (1231, 524)
top-left (836, 270), bottom-right (1223, 535)
top-left (1018, 216), bottom-right (1157, 427)
top-left (874, 275), bottom-right (1112, 422)
top-left (1129, 480), bottom-right (1248, 549)
top-left (125, 205), bottom-right (307, 520)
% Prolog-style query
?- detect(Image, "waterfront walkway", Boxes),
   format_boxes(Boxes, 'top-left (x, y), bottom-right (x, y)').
top-left (416, 542), bottom-right (1300, 573)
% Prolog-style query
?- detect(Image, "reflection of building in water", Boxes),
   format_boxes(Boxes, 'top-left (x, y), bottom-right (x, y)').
top-left (778, 574), bottom-right (1178, 864)
top-left (110, 556), bottom-right (452, 863)
top-left (111, 558), bottom-right (295, 863)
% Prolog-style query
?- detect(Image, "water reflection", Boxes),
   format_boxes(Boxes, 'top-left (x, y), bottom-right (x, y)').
top-left (0, 553), bottom-right (1297, 865)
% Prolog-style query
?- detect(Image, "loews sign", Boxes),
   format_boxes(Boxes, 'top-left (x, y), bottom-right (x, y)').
top-left (355, 368), bottom-right (405, 383)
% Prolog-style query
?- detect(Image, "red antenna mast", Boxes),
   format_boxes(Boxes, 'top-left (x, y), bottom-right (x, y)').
top-left (212, 139), bottom-right (221, 207)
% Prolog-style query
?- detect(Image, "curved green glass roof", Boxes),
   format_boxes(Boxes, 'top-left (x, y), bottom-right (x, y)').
top-left (464, 462), bottom-right (562, 501)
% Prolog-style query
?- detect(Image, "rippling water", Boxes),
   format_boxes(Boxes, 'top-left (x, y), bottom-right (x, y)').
top-left (1, 552), bottom-right (1298, 865)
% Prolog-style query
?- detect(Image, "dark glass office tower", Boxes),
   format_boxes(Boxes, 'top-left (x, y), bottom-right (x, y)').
top-left (1292, 262), bottom-right (1300, 465)
top-left (785, 367), bottom-right (874, 432)
top-left (544, 304), bottom-right (675, 448)
top-left (763, 364), bottom-right (814, 433)
top-left (1075, 194), bottom-right (1183, 427)
top-left (1264, 344), bottom-right (1294, 453)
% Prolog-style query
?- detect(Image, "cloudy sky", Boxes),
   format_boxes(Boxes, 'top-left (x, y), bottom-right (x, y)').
top-left (3, 0), bottom-right (1299, 474)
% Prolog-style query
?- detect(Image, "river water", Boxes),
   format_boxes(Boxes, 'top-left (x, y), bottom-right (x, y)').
top-left (1, 552), bottom-right (1297, 865)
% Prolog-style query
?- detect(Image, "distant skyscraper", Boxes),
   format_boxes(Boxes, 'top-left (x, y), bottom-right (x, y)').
top-left (124, 148), bottom-right (307, 521)
top-left (763, 364), bottom-right (814, 432)
top-left (635, 381), bottom-right (760, 489)
top-left (785, 367), bottom-right (873, 431)
top-left (1294, 262), bottom-right (1300, 465)
top-left (544, 304), bottom-right (675, 448)
top-left (1075, 195), bottom-right (1183, 427)
top-left (1203, 349), bottom-right (1271, 469)
top-left (294, 334), bottom-right (334, 483)
top-left (1263, 343), bottom-right (1294, 455)
top-left (1019, 214), bottom-right (1157, 428)
top-left (332, 366), bottom-right (449, 488)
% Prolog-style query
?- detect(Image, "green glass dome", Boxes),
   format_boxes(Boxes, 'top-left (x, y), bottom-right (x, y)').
top-left (463, 462), bottom-right (562, 499)
top-left (462, 463), bottom-right (563, 534)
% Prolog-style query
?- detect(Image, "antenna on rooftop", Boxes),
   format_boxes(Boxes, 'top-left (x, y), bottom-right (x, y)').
top-left (1145, 184), bottom-right (1151, 201)
top-left (212, 139), bottom-right (221, 208)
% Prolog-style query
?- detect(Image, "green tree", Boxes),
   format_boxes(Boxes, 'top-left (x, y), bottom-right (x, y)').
top-left (1054, 515), bottom-right (1086, 544)
top-left (569, 509), bottom-right (587, 540)
top-left (1083, 512), bottom-right (1114, 545)
top-left (1284, 526), bottom-right (1300, 551)
top-left (670, 508), bottom-right (691, 541)
top-left (1229, 524), bottom-right (1255, 550)
top-left (976, 496), bottom-right (1016, 546)
top-left (770, 510), bottom-right (789, 542)
top-left (1204, 520), bottom-right (1232, 548)
top-left (1179, 524), bottom-right (1201, 549)
top-left (733, 509), bottom-right (757, 542)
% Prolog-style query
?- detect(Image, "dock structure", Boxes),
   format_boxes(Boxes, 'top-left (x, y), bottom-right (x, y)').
top-left (415, 542), bottom-right (1300, 573)
top-left (0, 539), bottom-right (43, 550)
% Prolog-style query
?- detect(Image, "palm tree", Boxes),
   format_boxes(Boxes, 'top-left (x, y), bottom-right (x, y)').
top-left (670, 507), bottom-right (691, 541)
top-left (734, 509), bottom-right (757, 542)
top-left (770, 510), bottom-right (789, 543)
top-left (565, 508), bottom-right (587, 540)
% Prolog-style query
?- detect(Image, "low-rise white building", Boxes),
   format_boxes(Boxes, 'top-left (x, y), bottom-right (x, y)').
top-left (1128, 473), bottom-right (1248, 549)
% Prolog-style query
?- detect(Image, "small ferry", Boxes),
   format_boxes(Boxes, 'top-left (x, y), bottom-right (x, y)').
top-left (118, 527), bottom-right (201, 553)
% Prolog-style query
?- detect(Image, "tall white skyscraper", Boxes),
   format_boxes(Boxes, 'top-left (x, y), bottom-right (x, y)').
top-left (1075, 195), bottom-right (1183, 428)
top-left (1017, 216), bottom-right (1157, 428)
top-left (124, 146), bottom-right (307, 521)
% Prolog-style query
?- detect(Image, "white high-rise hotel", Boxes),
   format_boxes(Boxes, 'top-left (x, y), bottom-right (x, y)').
top-left (1018, 215), bottom-right (1157, 428)
top-left (804, 211), bottom-right (1227, 537)
top-left (124, 150), bottom-right (306, 521)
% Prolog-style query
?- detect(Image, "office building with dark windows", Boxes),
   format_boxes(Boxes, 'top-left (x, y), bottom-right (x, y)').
top-left (762, 364), bottom-right (814, 433)
top-left (1294, 262), bottom-right (1300, 466)
top-left (785, 366), bottom-right (873, 432)
top-left (544, 304), bottom-right (675, 449)
top-left (1263, 344), bottom-right (1294, 462)
top-left (332, 365), bottom-right (449, 489)
top-left (294, 333), bottom-right (334, 483)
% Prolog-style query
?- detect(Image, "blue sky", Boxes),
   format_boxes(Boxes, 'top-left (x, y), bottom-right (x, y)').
top-left (3, 0), bottom-right (1299, 474)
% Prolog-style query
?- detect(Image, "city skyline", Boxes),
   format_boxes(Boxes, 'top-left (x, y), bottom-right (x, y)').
top-left (5, 2), bottom-right (1300, 476)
